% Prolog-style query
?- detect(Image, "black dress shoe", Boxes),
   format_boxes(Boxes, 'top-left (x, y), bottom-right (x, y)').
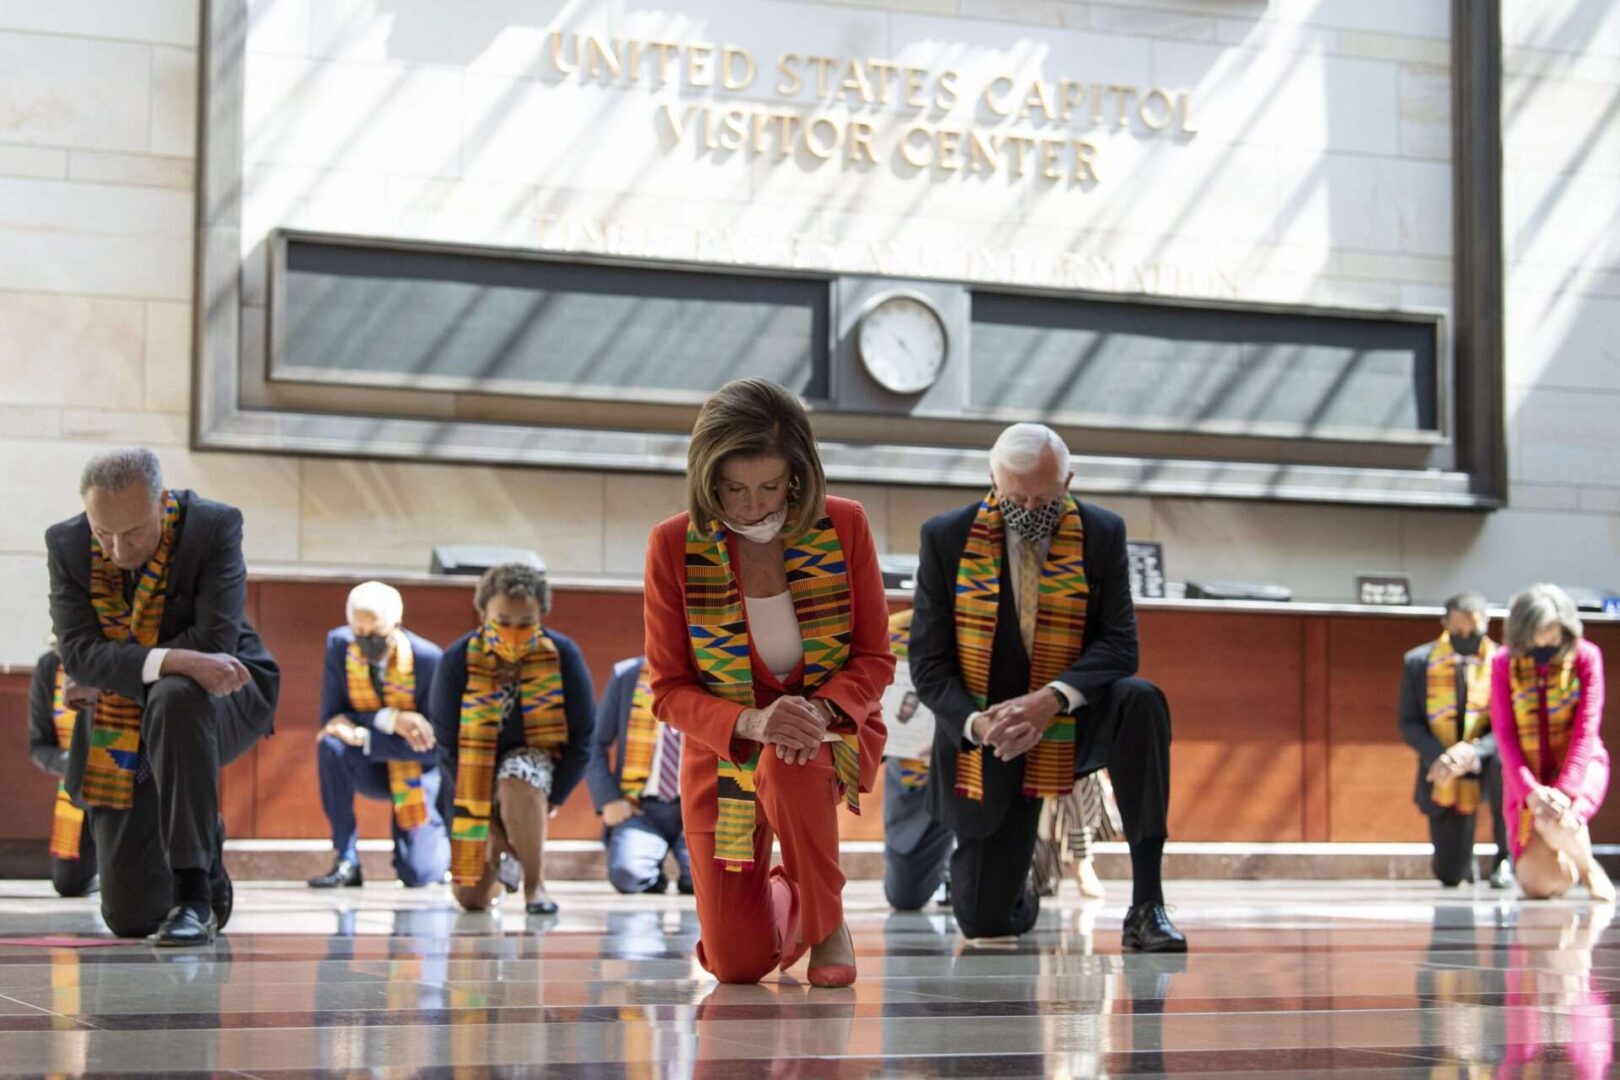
top-left (152, 902), bottom-right (217, 947)
top-left (212, 868), bottom-right (234, 931)
top-left (1123, 903), bottom-right (1187, 953)
top-left (526, 897), bottom-right (559, 916)
top-left (212, 816), bottom-right (234, 930)
top-left (677, 877), bottom-right (695, 896)
top-left (307, 857), bottom-right (364, 889)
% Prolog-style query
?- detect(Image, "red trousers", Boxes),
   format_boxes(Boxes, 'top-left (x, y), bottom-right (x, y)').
top-left (685, 744), bottom-right (845, 984)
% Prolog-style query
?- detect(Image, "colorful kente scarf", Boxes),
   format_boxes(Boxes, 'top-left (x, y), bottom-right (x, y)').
top-left (82, 490), bottom-right (181, 810)
top-left (47, 665), bottom-right (85, 860)
top-left (684, 513), bottom-right (861, 872)
top-left (953, 491), bottom-right (1087, 802)
top-left (450, 626), bottom-right (566, 885)
top-left (618, 665), bottom-right (659, 801)
top-left (888, 608), bottom-right (928, 791)
top-left (1509, 651), bottom-right (1581, 849)
top-left (1425, 632), bottom-right (1499, 813)
top-left (343, 631), bottom-right (428, 831)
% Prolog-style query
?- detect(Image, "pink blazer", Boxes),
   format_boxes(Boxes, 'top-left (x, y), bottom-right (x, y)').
top-left (1490, 638), bottom-right (1609, 845)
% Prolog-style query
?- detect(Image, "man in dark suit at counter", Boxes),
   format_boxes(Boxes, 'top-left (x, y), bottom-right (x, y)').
top-left (46, 448), bottom-right (279, 945)
top-left (1398, 592), bottom-right (1512, 889)
top-left (909, 423), bottom-right (1185, 952)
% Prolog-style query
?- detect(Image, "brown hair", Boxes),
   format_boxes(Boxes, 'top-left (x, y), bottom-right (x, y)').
top-left (685, 378), bottom-right (826, 536)
top-left (473, 561), bottom-right (552, 617)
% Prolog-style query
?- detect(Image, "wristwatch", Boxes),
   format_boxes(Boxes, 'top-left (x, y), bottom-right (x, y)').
top-left (1047, 685), bottom-right (1069, 713)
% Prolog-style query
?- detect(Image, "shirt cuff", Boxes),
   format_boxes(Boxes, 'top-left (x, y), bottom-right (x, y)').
top-left (373, 708), bottom-right (399, 735)
top-left (964, 711), bottom-right (983, 745)
top-left (141, 648), bottom-right (169, 684)
top-left (1046, 681), bottom-right (1083, 713)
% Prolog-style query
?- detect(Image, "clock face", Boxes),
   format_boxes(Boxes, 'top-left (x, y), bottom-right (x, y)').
top-left (857, 294), bottom-right (948, 395)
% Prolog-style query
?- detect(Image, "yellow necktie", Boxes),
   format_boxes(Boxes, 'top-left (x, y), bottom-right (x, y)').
top-left (1018, 536), bottom-right (1040, 655)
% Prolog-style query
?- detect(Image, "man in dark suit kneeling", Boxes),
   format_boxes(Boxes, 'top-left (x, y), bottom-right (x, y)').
top-left (909, 423), bottom-right (1185, 952)
top-left (47, 448), bottom-right (279, 945)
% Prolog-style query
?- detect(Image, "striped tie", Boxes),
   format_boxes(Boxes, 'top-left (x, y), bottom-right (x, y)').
top-left (656, 725), bottom-right (682, 799)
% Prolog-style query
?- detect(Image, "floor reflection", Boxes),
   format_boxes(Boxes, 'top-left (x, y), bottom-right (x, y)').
top-left (0, 879), bottom-right (1615, 1076)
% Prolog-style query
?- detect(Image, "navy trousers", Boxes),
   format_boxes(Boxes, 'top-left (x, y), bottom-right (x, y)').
top-left (604, 796), bottom-right (690, 894)
top-left (316, 734), bottom-right (449, 887)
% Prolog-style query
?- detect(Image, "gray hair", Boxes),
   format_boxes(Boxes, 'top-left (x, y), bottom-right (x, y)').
top-left (474, 562), bottom-right (552, 617)
top-left (346, 581), bottom-right (404, 627)
top-left (1504, 583), bottom-right (1583, 655)
top-left (79, 448), bottom-right (163, 502)
top-left (1443, 592), bottom-right (1489, 618)
top-left (989, 423), bottom-right (1071, 481)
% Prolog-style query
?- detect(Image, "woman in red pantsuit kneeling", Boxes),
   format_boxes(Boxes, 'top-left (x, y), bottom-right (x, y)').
top-left (643, 378), bottom-right (894, 987)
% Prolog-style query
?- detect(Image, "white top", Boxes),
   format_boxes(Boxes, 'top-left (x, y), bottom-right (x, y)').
top-left (744, 591), bottom-right (804, 682)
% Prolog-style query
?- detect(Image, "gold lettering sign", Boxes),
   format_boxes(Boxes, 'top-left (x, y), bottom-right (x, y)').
top-left (546, 31), bottom-right (1196, 187)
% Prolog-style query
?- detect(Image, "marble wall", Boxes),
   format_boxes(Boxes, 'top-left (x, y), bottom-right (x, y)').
top-left (0, 0), bottom-right (1615, 667)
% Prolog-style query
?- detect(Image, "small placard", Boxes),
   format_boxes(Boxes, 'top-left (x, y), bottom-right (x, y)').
top-left (881, 661), bottom-right (936, 760)
top-left (1127, 541), bottom-right (1166, 599)
top-left (1356, 574), bottom-right (1412, 607)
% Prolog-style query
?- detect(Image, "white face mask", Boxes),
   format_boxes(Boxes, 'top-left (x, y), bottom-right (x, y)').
top-left (723, 504), bottom-right (788, 544)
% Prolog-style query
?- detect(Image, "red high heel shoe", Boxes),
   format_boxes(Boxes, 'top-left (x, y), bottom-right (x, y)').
top-left (807, 923), bottom-right (856, 988)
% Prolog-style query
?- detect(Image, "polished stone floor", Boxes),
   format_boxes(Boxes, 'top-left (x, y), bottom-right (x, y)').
top-left (0, 877), bottom-right (1613, 1077)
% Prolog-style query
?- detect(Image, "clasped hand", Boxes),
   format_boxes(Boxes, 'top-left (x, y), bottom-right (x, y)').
top-left (973, 689), bottom-right (1063, 762)
top-left (1530, 784), bottom-right (1576, 830)
top-left (737, 696), bottom-right (831, 766)
top-left (1426, 741), bottom-right (1480, 784)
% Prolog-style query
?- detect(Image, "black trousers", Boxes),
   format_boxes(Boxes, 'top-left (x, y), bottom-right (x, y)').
top-left (89, 675), bottom-right (272, 937)
top-left (1427, 755), bottom-right (1509, 886)
top-left (951, 676), bottom-right (1172, 938)
top-left (50, 819), bottom-right (98, 898)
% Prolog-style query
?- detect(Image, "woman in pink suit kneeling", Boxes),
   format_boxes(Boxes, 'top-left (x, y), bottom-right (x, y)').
top-left (1490, 583), bottom-right (1613, 901)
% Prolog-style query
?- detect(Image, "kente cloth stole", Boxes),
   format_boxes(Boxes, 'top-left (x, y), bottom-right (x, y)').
top-left (82, 489), bottom-right (181, 810)
top-left (47, 666), bottom-right (85, 860)
top-left (343, 632), bottom-right (428, 831)
top-left (684, 514), bottom-right (859, 872)
top-left (953, 492), bottom-right (1087, 802)
top-left (1424, 633), bottom-right (1499, 813)
top-left (618, 666), bottom-right (660, 801)
top-left (1509, 653), bottom-right (1581, 850)
top-left (449, 627), bottom-right (565, 886)
top-left (888, 607), bottom-right (928, 791)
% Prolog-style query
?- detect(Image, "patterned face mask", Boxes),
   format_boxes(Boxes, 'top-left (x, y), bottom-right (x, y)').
top-left (485, 619), bottom-right (539, 663)
top-left (999, 495), bottom-right (1066, 543)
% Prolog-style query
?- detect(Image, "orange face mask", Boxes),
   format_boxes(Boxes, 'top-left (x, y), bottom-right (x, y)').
top-left (484, 619), bottom-right (538, 662)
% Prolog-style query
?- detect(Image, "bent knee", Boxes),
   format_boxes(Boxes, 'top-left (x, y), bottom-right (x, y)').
top-left (1517, 866), bottom-right (1574, 900)
top-left (1115, 676), bottom-right (1166, 708)
top-left (452, 886), bottom-right (492, 911)
top-left (147, 674), bottom-right (210, 716)
top-left (102, 906), bottom-right (163, 939)
top-left (884, 878), bottom-right (935, 912)
top-left (707, 950), bottom-right (776, 985)
top-left (608, 867), bottom-right (654, 895)
top-left (317, 734), bottom-right (348, 760)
